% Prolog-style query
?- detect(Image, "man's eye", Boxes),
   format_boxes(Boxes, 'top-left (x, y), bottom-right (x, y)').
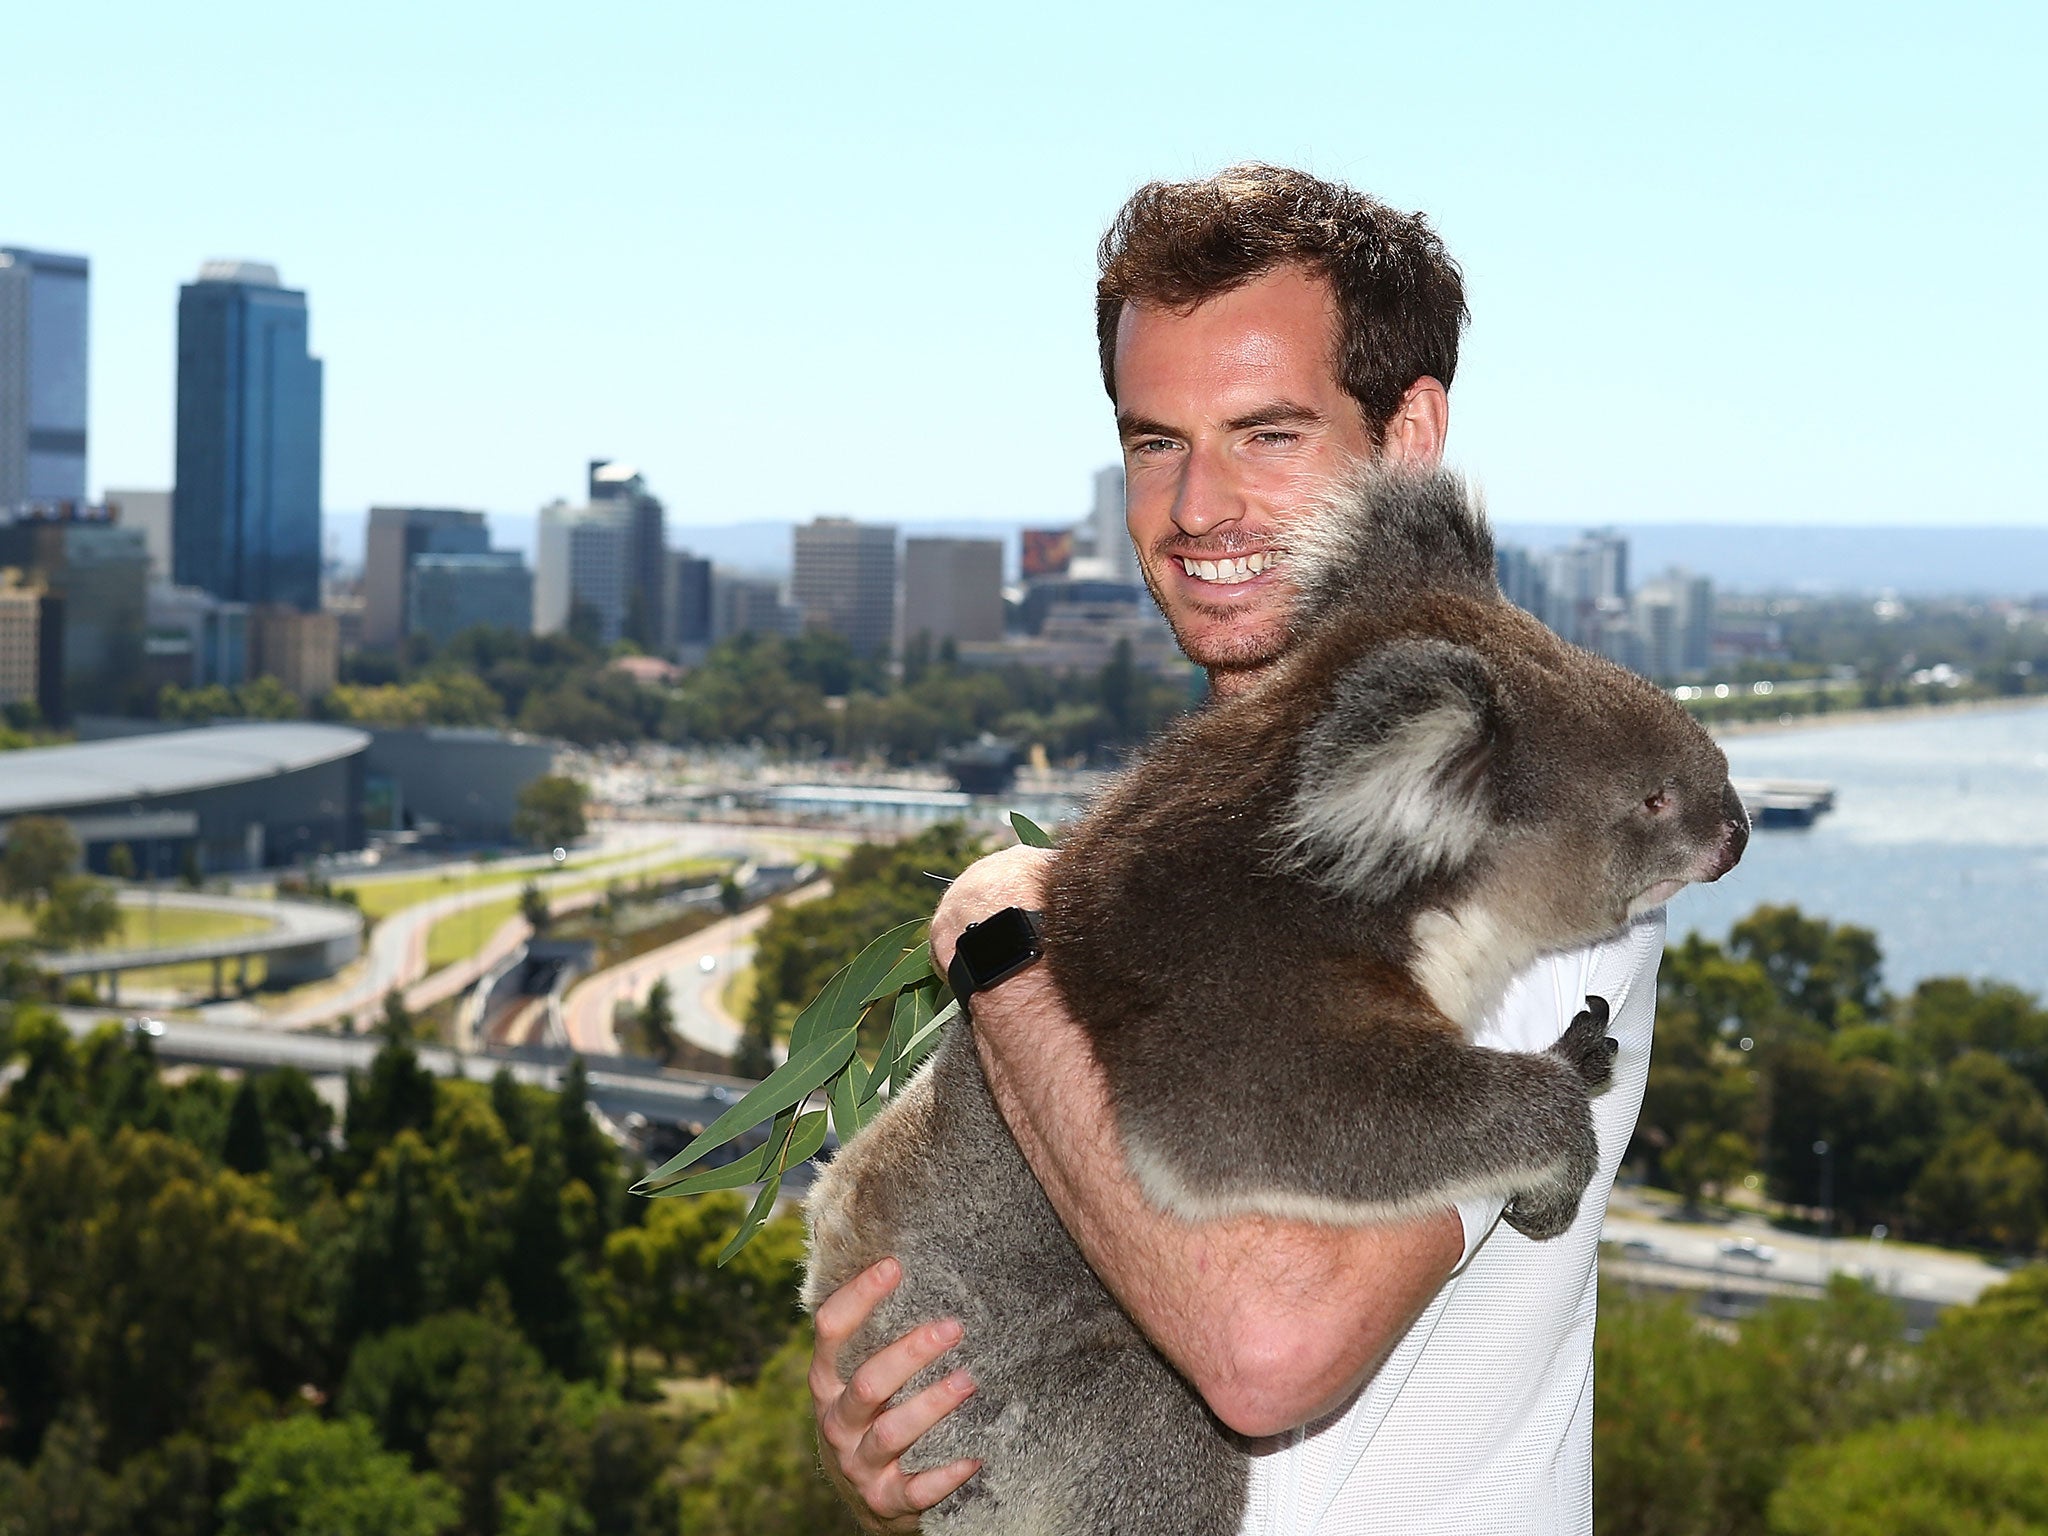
top-left (1129, 438), bottom-right (1177, 456)
top-left (1250, 430), bottom-right (1300, 447)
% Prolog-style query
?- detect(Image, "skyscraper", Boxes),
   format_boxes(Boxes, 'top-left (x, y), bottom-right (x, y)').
top-left (0, 246), bottom-right (90, 510)
top-left (588, 461), bottom-right (667, 651)
top-left (363, 506), bottom-right (490, 649)
top-left (792, 518), bottom-right (898, 657)
top-left (901, 537), bottom-right (1004, 649)
top-left (534, 499), bottom-right (631, 645)
top-left (173, 260), bottom-right (323, 611)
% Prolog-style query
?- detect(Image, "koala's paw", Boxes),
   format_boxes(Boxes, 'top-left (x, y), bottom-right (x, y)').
top-left (1502, 1184), bottom-right (1584, 1241)
top-left (1549, 994), bottom-right (1616, 1092)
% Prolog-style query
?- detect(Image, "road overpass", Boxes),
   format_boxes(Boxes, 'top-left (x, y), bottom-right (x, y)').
top-left (41, 890), bottom-right (363, 1000)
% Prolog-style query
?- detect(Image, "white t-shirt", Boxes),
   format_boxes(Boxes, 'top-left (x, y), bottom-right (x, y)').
top-left (1237, 910), bottom-right (1666, 1536)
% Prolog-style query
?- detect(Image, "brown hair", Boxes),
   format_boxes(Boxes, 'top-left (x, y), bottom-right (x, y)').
top-left (1096, 164), bottom-right (1469, 441)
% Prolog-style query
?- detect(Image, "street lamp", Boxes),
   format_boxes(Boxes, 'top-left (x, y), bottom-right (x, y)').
top-left (1813, 1138), bottom-right (1835, 1282)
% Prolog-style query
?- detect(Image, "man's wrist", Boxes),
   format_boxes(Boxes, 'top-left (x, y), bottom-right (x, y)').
top-left (946, 906), bottom-right (1045, 1010)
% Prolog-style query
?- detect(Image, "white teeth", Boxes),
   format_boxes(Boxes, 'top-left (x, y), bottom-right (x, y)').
top-left (1179, 554), bottom-right (1271, 583)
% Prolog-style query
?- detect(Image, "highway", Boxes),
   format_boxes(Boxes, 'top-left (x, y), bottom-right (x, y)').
top-left (61, 1010), bottom-right (747, 1129)
top-left (1601, 1187), bottom-right (2006, 1310)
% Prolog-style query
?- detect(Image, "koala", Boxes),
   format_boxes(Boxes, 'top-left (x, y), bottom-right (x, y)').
top-left (804, 469), bottom-right (1749, 1536)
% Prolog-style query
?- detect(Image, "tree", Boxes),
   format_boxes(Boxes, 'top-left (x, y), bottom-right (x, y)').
top-left (2, 816), bottom-right (79, 909)
top-left (512, 776), bottom-right (588, 850)
top-left (1768, 1417), bottom-right (2048, 1536)
top-left (222, 1076), bottom-right (271, 1175)
top-left (1729, 904), bottom-right (1884, 1028)
top-left (519, 880), bottom-right (552, 935)
top-left (31, 876), bottom-right (121, 951)
top-left (675, 1329), bottom-right (862, 1536)
top-left (733, 976), bottom-right (778, 1080)
top-left (218, 1416), bottom-right (458, 1536)
top-left (636, 979), bottom-right (676, 1064)
top-left (105, 843), bottom-right (136, 882)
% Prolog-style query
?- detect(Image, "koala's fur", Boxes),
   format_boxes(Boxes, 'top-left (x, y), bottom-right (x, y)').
top-left (804, 469), bottom-right (1748, 1535)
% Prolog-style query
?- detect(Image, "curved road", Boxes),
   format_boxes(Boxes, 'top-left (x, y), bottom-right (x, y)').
top-left (559, 881), bottom-right (828, 1057)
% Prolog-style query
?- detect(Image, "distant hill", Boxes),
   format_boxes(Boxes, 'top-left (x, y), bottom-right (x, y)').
top-left (322, 510), bottom-right (2048, 598)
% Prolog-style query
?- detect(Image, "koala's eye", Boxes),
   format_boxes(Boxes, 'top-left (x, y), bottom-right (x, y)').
top-left (1644, 788), bottom-right (1674, 816)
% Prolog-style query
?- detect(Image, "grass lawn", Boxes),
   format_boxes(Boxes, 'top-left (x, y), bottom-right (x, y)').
top-left (424, 894), bottom-right (523, 971)
top-left (0, 900), bottom-right (272, 951)
top-left (417, 858), bottom-right (727, 974)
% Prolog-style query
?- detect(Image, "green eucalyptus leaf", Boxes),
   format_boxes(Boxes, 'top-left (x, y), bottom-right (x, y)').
top-left (630, 1026), bottom-right (857, 1193)
top-left (634, 1137), bottom-right (777, 1197)
top-left (717, 1170), bottom-right (783, 1266)
top-left (899, 995), bottom-right (960, 1078)
top-left (862, 986), bottom-right (931, 1110)
top-left (860, 938), bottom-right (938, 1004)
top-left (1009, 811), bottom-right (1057, 848)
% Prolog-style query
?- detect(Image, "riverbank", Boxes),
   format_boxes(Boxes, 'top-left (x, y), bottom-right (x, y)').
top-left (1708, 692), bottom-right (2048, 740)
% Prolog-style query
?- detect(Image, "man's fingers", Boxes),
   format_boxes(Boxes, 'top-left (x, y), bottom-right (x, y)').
top-left (866, 1369), bottom-right (975, 1462)
top-left (901, 1457), bottom-right (982, 1512)
top-left (813, 1259), bottom-right (900, 1378)
top-left (836, 1317), bottom-right (965, 1429)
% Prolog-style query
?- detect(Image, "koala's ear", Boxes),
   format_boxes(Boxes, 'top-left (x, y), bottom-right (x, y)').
top-left (1277, 639), bottom-right (1502, 897)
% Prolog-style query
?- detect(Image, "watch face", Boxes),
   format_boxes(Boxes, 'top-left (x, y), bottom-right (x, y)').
top-left (957, 906), bottom-right (1043, 990)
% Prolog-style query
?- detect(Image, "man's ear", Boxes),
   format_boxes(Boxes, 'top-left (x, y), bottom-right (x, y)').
top-left (1381, 377), bottom-right (1449, 470)
top-left (1276, 639), bottom-right (1500, 898)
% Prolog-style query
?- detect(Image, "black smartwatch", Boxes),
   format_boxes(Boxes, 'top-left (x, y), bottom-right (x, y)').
top-left (947, 907), bottom-right (1046, 1010)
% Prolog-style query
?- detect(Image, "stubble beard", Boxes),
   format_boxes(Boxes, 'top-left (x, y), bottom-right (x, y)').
top-left (1137, 556), bottom-right (1294, 676)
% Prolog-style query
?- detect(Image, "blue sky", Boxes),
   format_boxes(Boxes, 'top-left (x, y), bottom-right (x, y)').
top-left (13, 0), bottom-right (2044, 535)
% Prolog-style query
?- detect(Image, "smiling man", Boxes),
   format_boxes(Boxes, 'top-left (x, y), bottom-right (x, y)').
top-left (808, 165), bottom-right (1667, 1535)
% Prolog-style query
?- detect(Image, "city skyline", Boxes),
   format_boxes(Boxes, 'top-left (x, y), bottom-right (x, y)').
top-left (8, 1), bottom-right (2045, 535)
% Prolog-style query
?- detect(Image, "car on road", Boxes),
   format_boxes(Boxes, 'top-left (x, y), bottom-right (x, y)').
top-left (698, 955), bottom-right (717, 973)
top-left (1719, 1237), bottom-right (1778, 1265)
top-left (125, 1016), bottom-right (167, 1039)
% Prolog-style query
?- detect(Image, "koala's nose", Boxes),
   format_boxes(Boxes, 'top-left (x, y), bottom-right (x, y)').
top-left (1704, 781), bottom-right (1751, 880)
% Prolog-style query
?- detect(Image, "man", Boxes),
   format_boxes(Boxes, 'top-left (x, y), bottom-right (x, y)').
top-left (809, 165), bottom-right (1664, 1534)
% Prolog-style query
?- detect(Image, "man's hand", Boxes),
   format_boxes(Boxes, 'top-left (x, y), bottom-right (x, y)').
top-left (810, 1258), bottom-right (980, 1532)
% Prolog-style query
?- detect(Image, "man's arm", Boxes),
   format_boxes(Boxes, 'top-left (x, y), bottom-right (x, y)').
top-left (931, 846), bottom-right (1464, 1438)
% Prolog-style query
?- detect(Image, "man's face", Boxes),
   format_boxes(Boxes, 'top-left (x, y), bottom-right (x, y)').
top-left (1114, 265), bottom-right (1379, 681)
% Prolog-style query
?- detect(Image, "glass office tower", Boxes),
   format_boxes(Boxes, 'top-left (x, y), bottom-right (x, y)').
top-left (173, 261), bottom-right (323, 611)
top-left (0, 246), bottom-right (90, 509)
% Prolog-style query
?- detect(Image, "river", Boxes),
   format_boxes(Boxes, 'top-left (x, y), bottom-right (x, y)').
top-left (1669, 703), bottom-right (2048, 1000)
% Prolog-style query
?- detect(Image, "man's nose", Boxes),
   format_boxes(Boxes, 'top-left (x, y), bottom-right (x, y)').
top-left (1171, 443), bottom-right (1245, 538)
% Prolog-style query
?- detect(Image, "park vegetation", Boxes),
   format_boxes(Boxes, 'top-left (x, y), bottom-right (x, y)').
top-left (157, 625), bottom-right (1194, 764)
top-left (0, 978), bottom-right (860, 1536)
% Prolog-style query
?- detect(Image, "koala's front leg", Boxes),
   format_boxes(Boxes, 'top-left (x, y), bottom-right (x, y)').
top-left (1501, 996), bottom-right (1614, 1240)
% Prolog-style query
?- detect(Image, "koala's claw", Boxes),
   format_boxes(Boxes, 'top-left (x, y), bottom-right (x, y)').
top-left (1550, 994), bottom-right (1617, 1091)
top-left (1503, 1188), bottom-right (1581, 1241)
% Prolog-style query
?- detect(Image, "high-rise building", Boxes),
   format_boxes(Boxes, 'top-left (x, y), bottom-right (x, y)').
top-left (1495, 543), bottom-right (1546, 619)
top-left (173, 260), bottom-right (323, 611)
top-left (106, 488), bottom-right (173, 581)
top-left (407, 552), bottom-right (534, 646)
top-left (711, 570), bottom-right (801, 642)
top-left (0, 247), bottom-right (90, 510)
top-left (791, 517), bottom-right (898, 656)
top-left (250, 605), bottom-right (339, 699)
top-left (589, 461), bottom-right (667, 650)
top-left (534, 499), bottom-right (631, 645)
top-left (1633, 569), bottom-right (1714, 679)
top-left (145, 584), bottom-right (250, 693)
top-left (363, 506), bottom-right (490, 649)
top-left (0, 569), bottom-right (46, 708)
top-left (1091, 464), bottom-right (1132, 581)
top-left (666, 549), bottom-right (713, 657)
top-left (0, 510), bottom-right (149, 719)
top-left (1540, 529), bottom-right (1629, 651)
top-left (901, 537), bottom-right (1004, 649)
